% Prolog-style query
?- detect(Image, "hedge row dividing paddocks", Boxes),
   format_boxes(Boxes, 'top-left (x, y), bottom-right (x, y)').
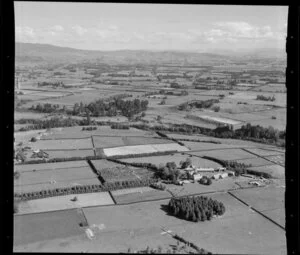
top-left (16, 150), bottom-right (179, 165)
top-left (173, 234), bottom-right (212, 254)
top-left (155, 131), bottom-right (186, 146)
top-left (14, 178), bottom-right (157, 201)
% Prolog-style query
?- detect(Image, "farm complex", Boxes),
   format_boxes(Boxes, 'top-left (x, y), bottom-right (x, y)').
top-left (13, 4), bottom-right (287, 253)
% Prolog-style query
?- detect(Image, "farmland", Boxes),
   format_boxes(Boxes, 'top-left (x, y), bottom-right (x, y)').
top-left (14, 40), bottom-right (287, 253)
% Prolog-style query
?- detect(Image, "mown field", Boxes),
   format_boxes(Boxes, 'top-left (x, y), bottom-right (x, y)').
top-left (103, 143), bottom-right (189, 157)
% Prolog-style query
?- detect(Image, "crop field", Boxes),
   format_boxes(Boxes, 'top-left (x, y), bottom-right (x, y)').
top-left (186, 148), bottom-right (256, 160)
top-left (182, 141), bottom-right (240, 151)
top-left (246, 165), bottom-right (285, 179)
top-left (252, 84), bottom-right (286, 92)
top-left (44, 149), bottom-right (95, 159)
top-left (17, 192), bottom-right (114, 214)
top-left (14, 209), bottom-right (87, 246)
top-left (120, 153), bottom-right (222, 168)
top-left (165, 133), bottom-right (206, 140)
top-left (111, 187), bottom-right (154, 196)
top-left (14, 178), bottom-right (101, 194)
top-left (92, 136), bottom-right (124, 148)
top-left (250, 118), bottom-right (286, 130)
top-left (98, 165), bottom-right (152, 182)
top-left (82, 192), bottom-right (286, 254)
top-left (14, 166), bottom-right (96, 186)
top-left (15, 111), bottom-right (47, 120)
top-left (30, 138), bottom-right (93, 150)
top-left (14, 160), bottom-right (89, 172)
top-left (103, 143), bottom-right (189, 157)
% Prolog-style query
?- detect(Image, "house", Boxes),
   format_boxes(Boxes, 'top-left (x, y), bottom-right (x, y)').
top-left (193, 174), bottom-right (202, 181)
top-left (220, 173), bottom-right (228, 179)
top-left (195, 167), bottom-right (215, 172)
top-left (212, 174), bottom-right (221, 179)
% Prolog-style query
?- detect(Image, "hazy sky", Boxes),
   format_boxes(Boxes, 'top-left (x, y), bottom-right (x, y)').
top-left (15, 2), bottom-right (288, 52)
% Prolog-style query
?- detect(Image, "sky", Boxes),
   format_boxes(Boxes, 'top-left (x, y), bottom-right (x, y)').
top-left (15, 2), bottom-right (288, 52)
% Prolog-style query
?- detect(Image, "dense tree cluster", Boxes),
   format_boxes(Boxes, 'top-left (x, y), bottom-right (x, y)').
top-left (155, 162), bottom-right (182, 182)
top-left (82, 126), bottom-right (97, 131)
top-left (178, 99), bottom-right (219, 111)
top-left (110, 123), bottom-right (130, 129)
top-left (256, 95), bottom-right (276, 101)
top-left (168, 196), bottom-right (225, 222)
top-left (150, 183), bottom-right (166, 190)
top-left (199, 176), bottom-right (212, 185)
top-left (37, 81), bottom-right (64, 87)
top-left (30, 103), bottom-right (63, 113)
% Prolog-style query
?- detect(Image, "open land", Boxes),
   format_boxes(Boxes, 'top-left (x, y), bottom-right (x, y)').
top-left (14, 43), bottom-right (286, 253)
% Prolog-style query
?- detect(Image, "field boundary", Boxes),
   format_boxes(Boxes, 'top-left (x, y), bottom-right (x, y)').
top-left (227, 191), bottom-right (285, 230)
top-left (242, 148), bottom-right (284, 166)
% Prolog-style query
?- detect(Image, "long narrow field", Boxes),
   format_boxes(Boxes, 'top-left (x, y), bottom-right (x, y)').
top-left (30, 138), bottom-right (93, 150)
top-left (103, 143), bottom-right (189, 157)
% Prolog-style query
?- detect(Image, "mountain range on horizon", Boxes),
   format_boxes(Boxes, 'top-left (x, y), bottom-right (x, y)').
top-left (15, 42), bottom-right (286, 65)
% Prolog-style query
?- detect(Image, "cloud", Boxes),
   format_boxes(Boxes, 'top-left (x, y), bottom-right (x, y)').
top-left (16, 26), bottom-right (37, 42)
top-left (50, 25), bottom-right (64, 32)
top-left (72, 25), bottom-right (88, 36)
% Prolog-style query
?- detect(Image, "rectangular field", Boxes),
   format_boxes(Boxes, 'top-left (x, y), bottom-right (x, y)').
top-left (44, 149), bottom-right (95, 159)
top-left (264, 154), bottom-right (285, 165)
top-left (14, 166), bottom-right (96, 186)
top-left (14, 160), bottom-right (89, 172)
top-left (30, 138), bottom-right (93, 150)
top-left (14, 209), bottom-right (87, 246)
top-left (103, 143), bottom-right (189, 157)
top-left (14, 178), bottom-right (101, 194)
top-left (244, 148), bottom-right (285, 156)
top-left (186, 148), bottom-right (256, 161)
top-left (183, 141), bottom-right (245, 151)
top-left (17, 192), bottom-right (114, 214)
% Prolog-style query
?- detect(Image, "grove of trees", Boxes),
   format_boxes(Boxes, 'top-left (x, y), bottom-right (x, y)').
top-left (168, 196), bottom-right (225, 222)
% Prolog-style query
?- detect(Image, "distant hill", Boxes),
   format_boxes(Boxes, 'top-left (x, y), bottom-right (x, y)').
top-left (15, 42), bottom-right (232, 65)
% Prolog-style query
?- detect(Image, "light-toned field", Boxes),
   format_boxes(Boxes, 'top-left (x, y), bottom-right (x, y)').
top-left (247, 164), bottom-right (285, 179)
top-left (111, 187), bottom-right (154, 196)
top-left (14, 160), bottom-right (89, 172)
top-left (103, 143), bottom-right (189, 157)
top-left (15, 111), bottom-right (47, 120)
top-left (120, 153), bottom-right (222, 169)
top-left (14, 209), bottom-right (86, 246)
top-left (16, 192), bottom-right (114, 214)
top-left (30, 138), bottom-right (93, 150)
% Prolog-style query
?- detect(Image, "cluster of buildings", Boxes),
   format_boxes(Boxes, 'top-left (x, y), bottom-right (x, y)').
top-left (180, 164), bottom-right (235, 182)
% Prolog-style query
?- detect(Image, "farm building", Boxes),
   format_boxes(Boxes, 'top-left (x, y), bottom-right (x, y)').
top-left (193, 174), bottom-right (203, 181)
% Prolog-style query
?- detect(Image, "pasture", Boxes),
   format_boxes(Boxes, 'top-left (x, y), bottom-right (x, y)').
top-left (16, 192), bottom-right (114, 214)
top-left (247, 165), bottom-right (285, 179)
top-left (30, 138), bottom-right (93, 150)
top-left (14, 209), bottom-right (87, 246)
top-left (120, 153), bottom-right (222, 169)
top-left (44, 149), bottom-right (95, 159)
